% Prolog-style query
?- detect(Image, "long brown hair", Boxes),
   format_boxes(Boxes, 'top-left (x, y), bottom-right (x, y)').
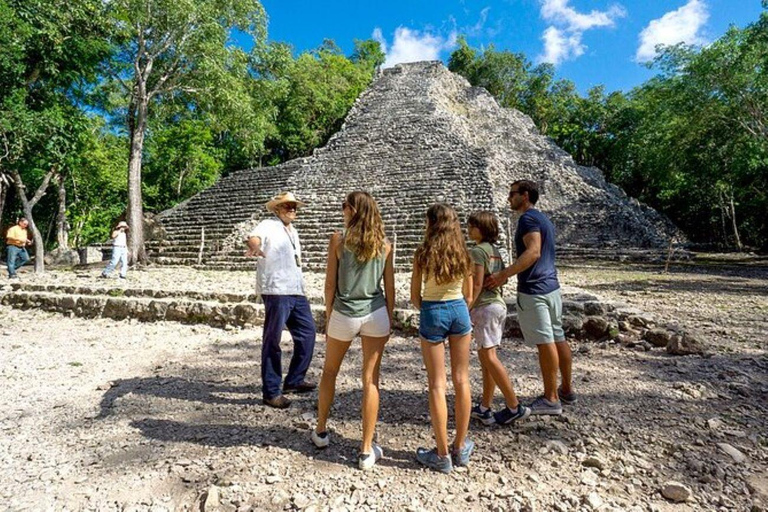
top-left (344, 191), bottom-right (386, 262)
top-left (415, 203), bottom-right (472, 284)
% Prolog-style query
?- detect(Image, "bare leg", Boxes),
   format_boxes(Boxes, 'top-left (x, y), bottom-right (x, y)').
top-left (536, 342), bottom-right (560, 402)
top-left (479, 356), bottom-right (496, 409)
top-left (478, 347), bottom-right (519, 409)
top-left (316, 336), bottom-right (351, 434)
top-left (420, 339), bottom-right (449, 456)
top-left (555, 341), bottom-right (573, 394)
top-left (360, 334), bottom-right (388, 454)
top-left (448, 333), bottom-right (471, 452)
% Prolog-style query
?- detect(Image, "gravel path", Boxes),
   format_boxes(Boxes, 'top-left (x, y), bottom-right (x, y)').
top-left (0, 262), bottom-right (766, 511)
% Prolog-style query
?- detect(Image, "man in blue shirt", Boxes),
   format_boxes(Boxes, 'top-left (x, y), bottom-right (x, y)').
top-left (485, 180), bottom-right (575, 415)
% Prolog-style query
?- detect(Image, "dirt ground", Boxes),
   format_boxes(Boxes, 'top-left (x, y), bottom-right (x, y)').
top-left (0, 261), bottom-right (766, 512)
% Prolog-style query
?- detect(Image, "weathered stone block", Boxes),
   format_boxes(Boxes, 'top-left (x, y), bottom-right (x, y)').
top-left (166, 302), bottom-right (191, 323)
top-left (76, 296), bottom-right (107, 318)
top-left (103, 298), bottom-right (132, 320)
top-left (503, 313), bottom-right (522, 339)
top-left (583, 316), bottom-right (609, 339)
top-left (561, 315), bottom-right (584, 336)
top-left (644, 328), bottom-right (672, 348)
top-left (667, 332), bottom-right (704, 355)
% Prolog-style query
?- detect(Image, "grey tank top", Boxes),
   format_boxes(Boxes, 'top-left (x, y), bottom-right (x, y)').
top-left (333, 241), bottom-right (387, 318)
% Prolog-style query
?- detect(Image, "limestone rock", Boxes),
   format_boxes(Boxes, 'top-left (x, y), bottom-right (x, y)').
top-left (667, 332), bottom-right (704, 355)
top-left (661, 481), bottom-right (692, 502)
top-left (644, 328), bottom-right (671, 347)
top-left (717, 443), bottom-right (747, 463)
top-left (583, 316), bottom-right (609, 339)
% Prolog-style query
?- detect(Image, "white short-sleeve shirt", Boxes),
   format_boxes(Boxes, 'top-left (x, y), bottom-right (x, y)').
top-left (113, 231), bottom-right (127, 247)
top-left (250, 217), bottom-right (305, 296)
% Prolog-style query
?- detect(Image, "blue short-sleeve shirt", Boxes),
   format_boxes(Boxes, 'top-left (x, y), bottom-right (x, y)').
top-left (515, 208), bottom-right (560, 295)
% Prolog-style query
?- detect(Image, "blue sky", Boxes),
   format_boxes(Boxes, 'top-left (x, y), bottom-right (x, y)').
top-left (257, 0), bottom-right (763, 93)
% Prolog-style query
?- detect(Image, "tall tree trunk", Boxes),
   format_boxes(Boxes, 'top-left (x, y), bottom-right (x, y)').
top-left (0, 182), bottom-right (7, 231)
top-left (728, 190), bottom-right (743, 251)
top-left (9, 167), bottom-right (55, 273)
top-left (127, 97), bottom-right (148, 264)
top-left (56, 171), bottom-right (69, 250)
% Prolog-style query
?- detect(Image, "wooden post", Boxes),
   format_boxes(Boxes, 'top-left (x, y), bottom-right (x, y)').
top-left (197, 227), bottom-right (205, 265)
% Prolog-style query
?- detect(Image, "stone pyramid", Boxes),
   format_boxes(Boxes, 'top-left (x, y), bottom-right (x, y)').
top-left (148, 61), bottom-right (679, 270)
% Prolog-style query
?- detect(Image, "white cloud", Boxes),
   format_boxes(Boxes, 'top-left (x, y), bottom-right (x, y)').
top-left (466, 7), bottom-right (491, 37)
top-left (541, 0), bottom-right (626, 31)
top-left (373, 27), bottom-right (458, 69)
top-left (537, 0), bottom-right (626, 66)
top-left (636, 0), bottom-right (709, 62)
top-left (540, 27), bottom-right (585, 65)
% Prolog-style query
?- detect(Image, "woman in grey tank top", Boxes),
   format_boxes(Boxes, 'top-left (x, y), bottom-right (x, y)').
top-left (311, 191), bottom-right (395, 470)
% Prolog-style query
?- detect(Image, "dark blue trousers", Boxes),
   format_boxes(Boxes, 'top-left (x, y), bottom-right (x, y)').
top-left (261, 295), bottom-right (316, 399)
top-left (6, 246), bottom-right (29, 277)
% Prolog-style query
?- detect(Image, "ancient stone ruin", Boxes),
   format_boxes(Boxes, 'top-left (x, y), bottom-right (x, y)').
top-left (148, 61), bottom-right (680, 270)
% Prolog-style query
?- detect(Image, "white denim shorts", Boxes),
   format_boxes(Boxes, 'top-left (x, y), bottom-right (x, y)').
top-left (326, 307), bottom-right (390, 341)
top-left (470, 302), bottom-right (507, 349)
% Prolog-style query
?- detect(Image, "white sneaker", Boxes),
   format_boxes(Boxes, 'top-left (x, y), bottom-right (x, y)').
top-left (358, 443), bottom-right (383, 470)
top-left (310, 429), bottom-right (329, 448)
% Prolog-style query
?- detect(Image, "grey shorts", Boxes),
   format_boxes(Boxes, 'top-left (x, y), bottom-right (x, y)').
top-left (470, 303), bottom-right (507, 350)
top-left (517, 289), bottom-right (565, 346)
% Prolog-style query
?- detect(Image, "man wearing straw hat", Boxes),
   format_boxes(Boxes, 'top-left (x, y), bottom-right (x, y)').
top-left (246, 192), bottom-right (316, 409)
top-left (100, 221), bottom-right (130, 279)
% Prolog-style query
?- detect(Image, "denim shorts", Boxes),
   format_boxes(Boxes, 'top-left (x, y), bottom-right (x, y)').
top-left (419, 299), bottom-right (472, 343)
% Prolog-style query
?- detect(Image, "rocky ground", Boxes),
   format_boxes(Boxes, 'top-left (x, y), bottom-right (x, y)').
top-left (0, 260), bottom-right (766, 512)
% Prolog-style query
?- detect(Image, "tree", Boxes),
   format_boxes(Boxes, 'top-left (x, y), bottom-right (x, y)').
top-left (0, 0), bottom-right (109, 271)
top-left (102, 0), bottom-right (267, 263)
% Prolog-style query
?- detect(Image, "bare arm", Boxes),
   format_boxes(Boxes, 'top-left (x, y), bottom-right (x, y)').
top-left (245, 235), bottom-right (264, 257)
top-left (383, 242), bottom-right (395, 324)
top-left (110, 229), bottom-right (121, 239)
top-left (485, 232), bottom-right (542, 289)
top-left (410, 256), bottom-right (422, 310)
top-left (462, 272), bottom-right (474, 306)
top-left (324, 232), bottom-right (342, 323)
top-left (468, 264), bottom-right (484, 309)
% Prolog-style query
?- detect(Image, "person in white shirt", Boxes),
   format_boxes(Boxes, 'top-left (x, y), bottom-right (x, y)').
top-left (100, 221), bottom-right (129, 279)
top-left (246, 192), bottom-right (317, 409)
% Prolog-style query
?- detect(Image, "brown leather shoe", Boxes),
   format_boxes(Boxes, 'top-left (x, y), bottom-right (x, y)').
top-left (283, 381), bottom-right (317, 394)
top-left (264, 395), bottom-right (291, 409)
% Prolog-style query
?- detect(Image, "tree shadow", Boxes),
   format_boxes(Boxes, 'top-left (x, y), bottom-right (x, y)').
top-left (585, 276), bottom-right (768, 297)
top-left (129, 417), bottom-right (419, 471)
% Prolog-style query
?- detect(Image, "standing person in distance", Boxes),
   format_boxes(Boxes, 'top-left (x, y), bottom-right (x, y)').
top-left (311, 191), bottom-right (395, 471)
top-left (411, 203), bottom-right (474, 474)
top-left (485, 180), bottom-right (576, 415)
top-left (101, 221), bottom-right (129, 279)
top-left (246, 192), bottom-right (316, 409)
top-left (466, 211), bottom-right (530, 426)
top-left (6, 218), bottom-right (32, 279)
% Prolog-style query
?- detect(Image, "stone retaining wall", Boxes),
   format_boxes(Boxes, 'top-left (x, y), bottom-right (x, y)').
top-left (0, 282), bottom-right (702, 355)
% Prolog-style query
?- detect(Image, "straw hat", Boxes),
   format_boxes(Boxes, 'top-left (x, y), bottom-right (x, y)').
top-left (117, 221), bottom-right (129, 230)
top-left (266, 191), bottom-right (306, 212)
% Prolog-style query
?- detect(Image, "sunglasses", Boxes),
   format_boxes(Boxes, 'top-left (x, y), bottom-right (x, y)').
top-left (278, 203), bottom-right (298, 212)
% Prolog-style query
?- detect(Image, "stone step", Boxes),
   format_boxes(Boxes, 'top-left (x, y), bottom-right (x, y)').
top-left (0, 290), bottom-right (421, 334)
top-left (9, 282), bottom-right (259, 304)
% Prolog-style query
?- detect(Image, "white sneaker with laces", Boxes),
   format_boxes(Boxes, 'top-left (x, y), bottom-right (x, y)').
top-left (358, 443), bottom-right (383, 470)
top-left (311, 429), bottom-right (329, 448)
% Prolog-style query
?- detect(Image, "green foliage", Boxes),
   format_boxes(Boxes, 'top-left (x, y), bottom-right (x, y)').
top-left (263, 40), bottom-right (382, 162)
top-left (143, 118), bottom-right (224, 211)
